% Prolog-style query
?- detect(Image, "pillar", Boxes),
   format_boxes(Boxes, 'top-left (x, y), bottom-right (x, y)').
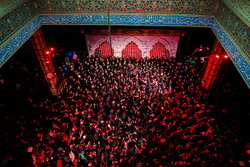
top-left (202, 39), bottom-right (228, 89)
top-left (31, 29), bottom-right (60, 95)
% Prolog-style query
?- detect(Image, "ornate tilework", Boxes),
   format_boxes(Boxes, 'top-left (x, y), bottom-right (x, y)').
top-left (222, 0), bottom-right (250, 24)
top-left (216, 0), bottom-right (250, 58)
top-left (37, 0), bottom-right (218, 14)
top-left (0, 14), bottom-right (249, 87)
top-left (211, 20), bottom-right (250, 85)
top-left (0, 0), bottom-right (37, 45)
top-left (0, 16), bottom-right (41, 67)
top-left (40, 14), bottom-right (215, 27)
top-left (0, 0), bottom-right (24, 17)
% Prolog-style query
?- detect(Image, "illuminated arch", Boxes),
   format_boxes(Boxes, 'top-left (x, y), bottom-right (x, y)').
top-left (148, 37), bottom-right (173, 57)
top-left (91, 36), bottom-right (111, 53)
top-left (120, 37), bottom-right (144, 53)
top-left (150, 42), bottom-right (170, 59)
top-left (94, 41), bottom-right (114, 57)
top-left (122, 42), bottom-right (142, 59)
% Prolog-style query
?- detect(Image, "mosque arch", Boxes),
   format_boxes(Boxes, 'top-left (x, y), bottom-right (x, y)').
top-left (150, 42), bottom-right (170, 59)
top-left (120, 37), bottom-right (144, 53)
top-left (148, 37), bottom-right (173, 57)
top-left (94, 41), bottom-right (114, 57)
top-left (122, 42), bottom-right (142, 59)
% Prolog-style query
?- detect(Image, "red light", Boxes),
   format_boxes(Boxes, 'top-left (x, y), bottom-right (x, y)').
top-left (45, 51), bottom-right (51, 55)
top-left (224, 55), bottom-right (229, 59)
top-left (46, 61), bottom-right (50, 64)
top-left (246, 149), bottom-right (250, 154)
top-left (50, 47), bottom-right (54, 51)
top-left (215, 55), bottom-right (220, 58)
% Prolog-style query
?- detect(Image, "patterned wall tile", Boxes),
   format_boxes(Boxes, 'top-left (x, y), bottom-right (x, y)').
top-left (210, 20), bottom-right (250, 85)
top-left (0, 16), bottom-right (41, 67)
top-left (0, 0), bottom-right (24, 16)
top-left (216, 0), bottom-right (250, 58)
top-left (0, 0), bottom-right (37, 45)
top-left (40, 14), bottom-right (216, 27)
top-left (222, 0), bottom-right (250, 24)
top-left (37, 0), bottom-right (218, 14)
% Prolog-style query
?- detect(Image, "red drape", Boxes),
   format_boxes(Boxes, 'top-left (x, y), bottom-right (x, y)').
top-left (95, 41), bottom-right (114, 57)
top-left (122, 42), bottom-right (142, 59)
top-left (150, 42), bottom-right (170, 59)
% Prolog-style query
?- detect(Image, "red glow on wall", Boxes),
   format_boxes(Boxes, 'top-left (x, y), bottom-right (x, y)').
top-left (246, 149), bottom-right (250, 154)
top-left (202, 54), bottom-right (223, 89)
top-left (45, 51), bottom-right (51, 55)
top-left (95, 41), bottom-right (114, 57)
top-left (122, 42), bottom-right (142, 59)
top-left (150, 42), bottom-right (170, 59)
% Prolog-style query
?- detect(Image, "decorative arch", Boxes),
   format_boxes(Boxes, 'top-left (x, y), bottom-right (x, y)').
top-left (94, 41), bottom-right (114, 57)
top-left (122, 42), bottom-right (142, 59)
top-left (148, 37), bottom-right (173, 57)
top-left (150, 42), bottom-right (170, 59)
top-left (91, 36), bottom-right (111, 53)
top-left (120, 37), bottom-right (144, 53)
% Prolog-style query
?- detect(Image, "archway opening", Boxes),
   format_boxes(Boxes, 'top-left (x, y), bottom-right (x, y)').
top-left (122, 42), bottom-right (142, 59)
top-left (94, 41), bottom-right (114, 57)
top-left (150, 42), bottom-right (170, 59)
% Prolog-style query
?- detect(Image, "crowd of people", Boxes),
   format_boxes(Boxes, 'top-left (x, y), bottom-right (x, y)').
top-left (2, 55), bottom-right (242, 167)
